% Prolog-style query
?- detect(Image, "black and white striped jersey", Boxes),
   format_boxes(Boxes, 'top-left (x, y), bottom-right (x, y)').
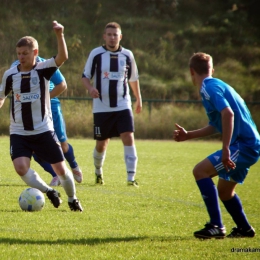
top-left (82, 45), bottom-right (139, 113)
top-left (0, 58), bottom-right (58, 135)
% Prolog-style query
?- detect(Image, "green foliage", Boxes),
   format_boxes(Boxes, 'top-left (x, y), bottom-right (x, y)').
top-left (1, 99), bottom-right (259, 139)
top-left (1, 0), bottom-right (260, 102)
top-left (0, 137), bottom-right (260, 259)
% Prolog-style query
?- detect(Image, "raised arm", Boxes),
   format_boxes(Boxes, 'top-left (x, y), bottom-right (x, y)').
top-left (52, 21), bottom-right (68, 67)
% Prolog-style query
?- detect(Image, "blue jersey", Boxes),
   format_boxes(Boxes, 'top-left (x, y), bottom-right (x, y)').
top-left (200, 77), bottom-right (260, 149)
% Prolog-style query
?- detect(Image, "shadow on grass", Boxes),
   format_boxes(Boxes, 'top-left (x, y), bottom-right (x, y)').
top-left (0, 184), bottom-right (26, 187)
top-left (0, 236), bottom-right (151, 245)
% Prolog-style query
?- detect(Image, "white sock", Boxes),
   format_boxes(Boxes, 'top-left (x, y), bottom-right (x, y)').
top-left (21, 168), bottom-right (50, 193)
top-left (93, 148), bottom-right (106, 175)
top-left (124, 145), bottom-right (138, 181)
top-left (58, 169), bottom-right (77, 201)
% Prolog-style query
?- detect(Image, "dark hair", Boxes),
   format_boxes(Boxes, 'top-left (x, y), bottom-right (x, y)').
top-left (189, 52), bottom-right (213, 75)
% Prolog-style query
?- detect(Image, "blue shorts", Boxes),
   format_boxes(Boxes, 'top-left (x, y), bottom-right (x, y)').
top-left (93, 109), bottom-right (134, 140)
top-left (51, 103), bottom-right (67, 143)
top-left (208, 142), bottom-right (260, 184)
top-left (10, 131), bottom-right (64, 164)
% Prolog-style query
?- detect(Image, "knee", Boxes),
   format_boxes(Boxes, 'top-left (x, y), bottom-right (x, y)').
top-left (218, 188), bottom-right (235, 201)
top-left (14, 164), bottom-right (29, 176)
top-left (51, 162), bottom-right (66, 176)
top-left (61, 142), bottom-right (69, 153)
top-left (192, 164), bottom-right (204, 180)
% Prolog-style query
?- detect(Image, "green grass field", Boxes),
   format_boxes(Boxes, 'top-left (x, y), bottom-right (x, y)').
top-left (0, 137), bottom-right (259, 260)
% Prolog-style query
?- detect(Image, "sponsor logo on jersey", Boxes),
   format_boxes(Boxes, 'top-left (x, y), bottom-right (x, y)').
top-left (103, 72), bottom-right (109, 79)
top-left (103, 71), bottom-right (125, 80)
top-left (16, 93), bottom-right (40, 103)
top-left (15, 94), bottom-right (21, 102)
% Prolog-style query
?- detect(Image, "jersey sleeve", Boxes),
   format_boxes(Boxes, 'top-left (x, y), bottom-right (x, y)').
top-left (50, 69), bottom-right (65, 85)
top-left (36, 57), bottom-right (58, 81)
top-left (128, 51), bottom-right (139, 82)
top-left (206, 84), bottom-right (230, 112)
top-left (82, 50), bottom-right (95, 79)
top-left (0, 71), bottom-right (12, 99)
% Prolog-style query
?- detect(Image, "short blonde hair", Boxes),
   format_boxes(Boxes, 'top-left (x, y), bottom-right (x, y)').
top-left (189, 52), bottom-right (213, 75)
top-left (16, 36), bottom-right (38, 50)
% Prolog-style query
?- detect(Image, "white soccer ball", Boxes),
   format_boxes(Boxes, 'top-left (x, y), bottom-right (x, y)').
top-left (18, 188), bottom-right (45, 211)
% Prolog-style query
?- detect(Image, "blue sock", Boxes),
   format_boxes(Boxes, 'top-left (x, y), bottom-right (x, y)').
top-left (33, 153), bottom-right (57, 177)
top-left (64, 143), bottom-right (78, 169)
top-left (196, 178), bottom-right (223, 228)
top-left (222, 194), bottom-right (251, 230)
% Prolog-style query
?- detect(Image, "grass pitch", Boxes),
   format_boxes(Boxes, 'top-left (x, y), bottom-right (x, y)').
top-left (0, 137), bottom-right (259, 260)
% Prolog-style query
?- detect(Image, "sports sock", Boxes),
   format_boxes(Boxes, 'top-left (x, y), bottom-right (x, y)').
top-left (33, 153), bottom-right (57, 177)
top-left (93, 148), bottom-right (106, 175)
top-left (64, 143), bottom-right (78, 169)
top-left (21, 168), bottom-right (50, 193)
top-left (196, 178), bottom-right (223, 228)
top-left (124, 145), bottom-right (138, 181)
top-left (222, 194), bottom-right (251, 230)
top-left (58, 168), bottom-right (77, 201)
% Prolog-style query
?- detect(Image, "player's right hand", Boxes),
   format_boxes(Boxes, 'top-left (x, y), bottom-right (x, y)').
top-left (173, 123), bottom-right (188, 142)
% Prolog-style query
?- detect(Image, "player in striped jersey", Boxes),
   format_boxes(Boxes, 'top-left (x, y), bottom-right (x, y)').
top-left (0, 21), bottom-right (83, 211)
top-left (82, 22), bottom-right (142, 187)
top-left (174, 52), bottom-right (260, 238)
top-left (11, 57), bottom-right (83, 186)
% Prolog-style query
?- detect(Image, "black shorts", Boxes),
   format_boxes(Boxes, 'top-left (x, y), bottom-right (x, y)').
top-left (93, 109), bottom-right (134, 140)
top-left (10, 131), bottom-right (64, 164)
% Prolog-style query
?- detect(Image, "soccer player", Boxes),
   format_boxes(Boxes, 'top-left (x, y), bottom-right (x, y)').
top-left (82, 22), bottom-right (142, 186)
top-left (11, 57), bottom-right (83, 186)
top-left (0, 21), bottom-right (83, 211)
top-left (174, 52), bottom-right (260, 239)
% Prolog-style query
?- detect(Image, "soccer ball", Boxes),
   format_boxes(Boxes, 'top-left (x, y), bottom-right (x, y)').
top-left (18, 188), bottom-right (45, 211)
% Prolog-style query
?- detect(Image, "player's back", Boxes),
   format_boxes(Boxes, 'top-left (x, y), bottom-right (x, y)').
top-left (203, 78), bottom-right (260, 148)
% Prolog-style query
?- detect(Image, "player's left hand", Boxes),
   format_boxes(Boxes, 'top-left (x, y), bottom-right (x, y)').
top-left (53, 20), bottom-right (64, 34)
top-left (135, 100), bottom-right (142, 114)
top-left (222, 148), bottom-right (236, 172)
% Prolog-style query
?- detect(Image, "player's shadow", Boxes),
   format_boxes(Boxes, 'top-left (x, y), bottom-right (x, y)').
top-left (0, 236), bottom-right (148, 245)
top-left (0, 236), bottom-right (194, 245)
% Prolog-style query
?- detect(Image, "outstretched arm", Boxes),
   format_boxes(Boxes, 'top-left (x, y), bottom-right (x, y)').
top-left (53, 21), bottom-right (68, 67)
top-left (173, 123), bottom-right (216, 142)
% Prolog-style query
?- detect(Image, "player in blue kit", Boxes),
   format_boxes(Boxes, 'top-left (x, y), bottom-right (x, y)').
top-left (82, 22), bottom-right (142, 186)
top-left (11, 57), bottom-right (83, 186)
top-left (174, 52), bottom-right (260, 239)
top-left (0, 21), bottom-right (83, 211)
